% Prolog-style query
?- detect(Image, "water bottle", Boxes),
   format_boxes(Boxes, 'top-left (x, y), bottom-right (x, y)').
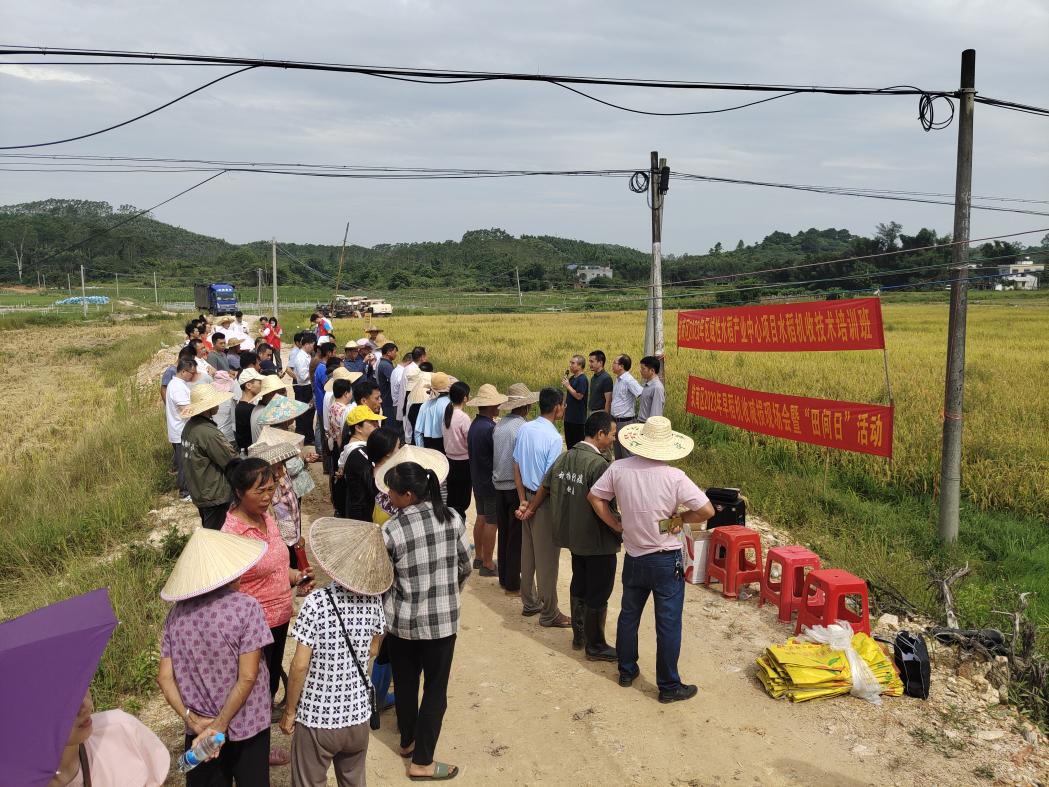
top-left (176, 732), bottom-right (225, 773)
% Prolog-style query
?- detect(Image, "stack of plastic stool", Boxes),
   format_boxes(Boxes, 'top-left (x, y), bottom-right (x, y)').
top-left (759, 546), bottom-right (822, 623)
top-left (704, 525), bottom-right (763, 599)
top-left (794, 568), bottom-right (871, 635)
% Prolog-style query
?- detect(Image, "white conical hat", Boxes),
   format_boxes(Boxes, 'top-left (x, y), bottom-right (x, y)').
top-left (160, 528), bottom-right (267, 602)
top-left (373, 444), bottom-right (449, 493)
top-left (617, 416), bottom-right (695, 462)
top-left (259, 425), bottom-right (305, 452)
top-left (309, 518), bottom-right (394, 596)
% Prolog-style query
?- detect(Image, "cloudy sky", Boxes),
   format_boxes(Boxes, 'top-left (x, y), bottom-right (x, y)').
top-left (2, 0), bottom-right (1047, 255)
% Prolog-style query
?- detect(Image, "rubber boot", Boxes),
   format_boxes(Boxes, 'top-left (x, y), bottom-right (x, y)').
top-left (570, 596), bottom-right (586, 651)
top-left (371, 661), bottom-right (395, 710)
top-left (584, 605), bottom-right (617, 662)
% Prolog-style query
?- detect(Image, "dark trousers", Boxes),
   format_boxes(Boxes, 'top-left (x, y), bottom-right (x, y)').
top-left (198, 501), bottom-right (231, 531)
top-left (617, 550), bottom-right (685, 691)
top-left (445, 458), bottom-right (472, 522)
top-left (613, 417), bottom-right (635, 459)
top-left (263, 622), bottom-right (289, 699)
top-left (570, 553), bottom-right (617, 608)
top-left (185, 727), bottom-right (269, 787)
top-left (564, 422), bottom-right (585, 451)
top-left (422, 436), bottom-right (445, 454)
top-left (495, 488), bottom-right (522, 591)
top-left (386, 633), bottom-right (456, 768)
top-left (172, 442), bottom-right (188, 496)
top-left (293, 384), bottom-right (315, 444)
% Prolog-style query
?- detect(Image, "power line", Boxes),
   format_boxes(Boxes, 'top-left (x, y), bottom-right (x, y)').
top-left (0, 67), bottom-right (256, 150)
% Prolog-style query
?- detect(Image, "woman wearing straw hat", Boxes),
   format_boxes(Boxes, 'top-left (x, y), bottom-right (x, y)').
top-left (379, 456), bottom-right (467, 781)
top-left (279, 518), bottom-right (392, 786)
top-left (157, 527), bottom-right (275, 785)
top-left (180, 382), bottom-right (238, 531)
top-left (587, 416), bottom-right (715, 704)
top-left (466, 383), bottom-right (508, 578)
top-left (248, 441), bottom-right (314, 580)
top-left (413, 372), bottom-right (452, 452)
top-left (221, 457), bottom-right (312, 767)
top-left (251, 375), bottom-right (294, 444)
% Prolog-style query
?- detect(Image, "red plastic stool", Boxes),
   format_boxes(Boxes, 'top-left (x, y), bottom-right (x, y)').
top-left (758, 546), bottom-right (822, 623)
top-left (794, 568), bottom-right (871, 635)
top-left (705, 525), bottom-right (763, 599)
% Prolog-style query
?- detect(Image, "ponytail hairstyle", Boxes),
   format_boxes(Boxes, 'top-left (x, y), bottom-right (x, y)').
top-left (444, 381), bottom-right (471, 429)
top-left (384, 461), bottom-right (453, 524)
top-left (225, 457), bottom-right (273, 504)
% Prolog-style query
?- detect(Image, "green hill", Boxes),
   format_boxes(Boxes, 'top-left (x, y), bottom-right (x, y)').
top-left (0, 199), bottom-right (1037, 295)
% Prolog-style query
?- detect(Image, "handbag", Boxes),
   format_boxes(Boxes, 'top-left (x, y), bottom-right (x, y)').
top-left (326, 588), bottom-right (380, 730)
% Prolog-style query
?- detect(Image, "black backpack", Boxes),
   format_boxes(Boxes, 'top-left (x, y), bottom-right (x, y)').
top-left (893, 631), bottom-right (931, 699)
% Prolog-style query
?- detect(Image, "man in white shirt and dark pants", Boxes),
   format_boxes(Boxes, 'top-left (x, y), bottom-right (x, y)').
top-left (610, 353), bottom-right (643, 459)
top-left (164, 356), bottom-right (196, 500)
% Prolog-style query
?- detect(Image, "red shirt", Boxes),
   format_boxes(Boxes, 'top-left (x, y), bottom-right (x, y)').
top-left (221, 509), bottom-right (293, 629)
top-left (263, 323), bottom-right (282, 350)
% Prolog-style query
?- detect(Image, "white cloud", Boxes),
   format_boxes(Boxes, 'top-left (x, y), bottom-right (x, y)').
top-left (0, 64), bottom-right (96, 83)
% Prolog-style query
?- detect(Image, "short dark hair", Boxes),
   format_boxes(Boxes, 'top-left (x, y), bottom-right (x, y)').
top-left (401, 352), bottom-right (413, 363)
top-left (317, 342), bottom-right (334, 358)
top-left (309, 312), bottom-right (320, 321)
top-left (353, 379), bottom-right (380, 404)
top-left (584, 410), bottom-right (614, 437)
top-left (257, 342), bottom-right (273, 355)
top-left (589, 350), bottom-right (606, 366)
top-left (640, 355), bottom-right (661, 374)
top-left (234, 311), bottom-right (243, 319)
top-left (616, 354), bottom-right (632, 371)
top-left (333, 378), bottom-right (352, 398)
top-left (184, 321), bottom-right (198, 337)
top-left (381, 342), bottom-right (398, 355)
top-left (211, 331), bottom-right (225, 343)
top-left (411, 346), bottom-right (427, 362)
top-left (177, 345), bottom-right (196, 362)
top-left (176, 356), bottom-right (196, 373)
top-left (418, 361), bottom-right (434, 372)
top-left (300, 334), bottom-right (317, 347)
top-left (187, 338), bottom-right (203, 351)
top-left (240, 350), bottom-right (258, 368)
top-left (538, 387), bottom-right (564, 414)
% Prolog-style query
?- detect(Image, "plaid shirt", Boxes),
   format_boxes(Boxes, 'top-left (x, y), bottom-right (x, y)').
top-left (382, 502), bottom-right (472, 639)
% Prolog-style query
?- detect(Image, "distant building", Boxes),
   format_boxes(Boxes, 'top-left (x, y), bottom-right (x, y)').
top-left (569, 264), bottom-right (613, 284)
top-left (997, 257), bottom-right (1043, 290)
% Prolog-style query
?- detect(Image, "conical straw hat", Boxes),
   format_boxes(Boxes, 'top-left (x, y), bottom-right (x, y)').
top-left (309, 518), bottom-right (394, 596)
top-left (407, 372), bottom-right (434, 406)
top-left (617, 416), bottom-right (695, 462)
top-left (161, 528), bottom-right (267, 602)
top-left (466, 383), bottom-right (508, 408)
top-left (259, 425), bottom-right (305, 452)
top-left (324, 367), bottom-right (363, 392)
top-left (373, 444), bottom-right (449, 493)
top-left (499, 382), bottom-right (540, 411)
top-left (258, 394), bottom-right (310, 425)
top-left (258, 374), bottom-right (293, 398)
top-left (248, 440), bottom-right (299, 465)
top-left (180, 382), bottom-right (234, 419)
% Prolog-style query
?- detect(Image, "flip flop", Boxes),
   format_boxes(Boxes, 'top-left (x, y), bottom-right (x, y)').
top-left (409, 762), bottom-right (459, 781)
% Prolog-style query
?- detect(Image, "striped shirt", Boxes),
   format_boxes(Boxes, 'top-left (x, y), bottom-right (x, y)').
top-left (491, 414), bottom-right (526, 491)
top-left (382, 502), bottom-right (472, 639)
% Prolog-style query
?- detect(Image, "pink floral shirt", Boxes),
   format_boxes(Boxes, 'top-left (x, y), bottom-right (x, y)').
top-left (221, 509), bottom-right (293, 628)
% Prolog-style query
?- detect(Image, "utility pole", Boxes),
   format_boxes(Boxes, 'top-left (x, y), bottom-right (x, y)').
top-left (643, 151), bottom-right (669, 380)
top-left (271, 238), bottom-right (279, 320)
top-left (257, 268), bottom-right (262, 311)
top-left (115, 272), bottom-right (120, 300)
top-left (153, 271), bottom-right (159, 304)
top-left (515, 266), bottom-right (522, 306)
top-left (331, 222), bottom-right (350, 310)
top-left (938, 49), bottom-right (976, 544)
top-left (67, 272), bottom-right (72, 296)
top-left (80, 265), bottom-right (87, 318)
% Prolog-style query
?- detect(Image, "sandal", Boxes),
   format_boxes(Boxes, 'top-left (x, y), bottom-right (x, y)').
top-left (409, 762), bottom-right (459, 781)
top-left (268, 747), bottom-right (291, 767)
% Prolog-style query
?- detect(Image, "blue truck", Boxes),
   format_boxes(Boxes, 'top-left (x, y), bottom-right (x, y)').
top-left (194, 282), bottom-right (238, 315)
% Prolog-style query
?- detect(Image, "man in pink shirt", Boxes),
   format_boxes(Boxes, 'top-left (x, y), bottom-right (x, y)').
top-left (588, 416), bottom-right (714, 703)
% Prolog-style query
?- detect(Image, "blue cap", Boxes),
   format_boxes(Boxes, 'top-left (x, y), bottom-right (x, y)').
top-left (213, 732), bottom-right (226, 744)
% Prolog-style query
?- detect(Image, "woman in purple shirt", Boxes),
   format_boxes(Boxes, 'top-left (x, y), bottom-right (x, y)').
top-left (157, 527), bottom-right (275, 786)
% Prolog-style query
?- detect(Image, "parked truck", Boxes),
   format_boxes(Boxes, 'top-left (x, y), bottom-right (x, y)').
top-left (194, 282), bottom-right (238, 315)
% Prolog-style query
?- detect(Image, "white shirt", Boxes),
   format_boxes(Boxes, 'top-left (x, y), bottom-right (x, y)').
top-left (289, 347), bottom-right (311, 385)
top-left (214, 378), bottom-right (241, 443)
top-left (611, 371), bottom-right (644, 419)
top-left (390, 364), bottom-right (407, 421)
top-left (165, 377), bottom-right (192, 442)
top-left (289, 584), bottom-right (386, 729)
top-left (322, 390), bottom-right (334, 432)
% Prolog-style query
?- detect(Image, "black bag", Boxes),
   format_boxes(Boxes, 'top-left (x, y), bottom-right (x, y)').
top-left (893, 630), bottom-right (931, 700)
top-left (326, 588), bottom-right (381, 730)
top-left (705, 487), bottom-right (746, 528)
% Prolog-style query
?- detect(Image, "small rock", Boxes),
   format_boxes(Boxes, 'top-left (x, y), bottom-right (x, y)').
top-left (851, 744), bottom-right (873, 757)
top-left (875, 613), bottom-right (899, 630)
top-left (983, 686), bottom-right (1001, 705)
top-left (959, 660), bottom-right (991, 681)
top-left (998, 686), bottom-right (1009, 704)
top-left (944, 729), bottom-right (962, 740)
top-left (977, 729), bottom-right (1005, 741)
top-left (1023, 729), bottom-right (1039, 746)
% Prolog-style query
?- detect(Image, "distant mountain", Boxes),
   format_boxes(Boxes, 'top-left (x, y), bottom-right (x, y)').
top-left (0, 198), bottom-right (1033, 294)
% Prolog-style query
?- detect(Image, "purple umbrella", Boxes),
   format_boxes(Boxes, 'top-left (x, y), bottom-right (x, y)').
top-left (0, 588), bottom-right (117, 787)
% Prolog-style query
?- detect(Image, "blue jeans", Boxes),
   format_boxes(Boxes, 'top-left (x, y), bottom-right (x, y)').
top-left (616, 550), bottom-right (685, 691)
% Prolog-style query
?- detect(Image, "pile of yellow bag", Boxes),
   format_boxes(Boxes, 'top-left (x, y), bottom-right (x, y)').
top-left (756, 632), bottom-right (904, 702)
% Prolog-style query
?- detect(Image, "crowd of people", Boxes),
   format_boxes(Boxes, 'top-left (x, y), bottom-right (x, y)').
top-left (128, 311), bottom-right (711, 786)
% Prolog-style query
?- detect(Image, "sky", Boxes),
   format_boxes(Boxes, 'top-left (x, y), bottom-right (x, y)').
top-left (1, 0), bottom-right (1047, 256)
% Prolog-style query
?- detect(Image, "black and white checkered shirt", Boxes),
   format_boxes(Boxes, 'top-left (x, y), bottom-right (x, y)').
top-left (382, 502), bottom-right (472, 639)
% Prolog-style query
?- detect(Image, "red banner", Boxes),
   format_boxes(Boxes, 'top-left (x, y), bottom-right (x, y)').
top-left (677, 298), bottom-right (885, 352)
top-left (685, 375), bottom-right (893, 457)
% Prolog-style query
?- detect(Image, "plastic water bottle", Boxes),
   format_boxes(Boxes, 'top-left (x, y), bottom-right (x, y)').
top-left (176, 732), bottom-right (225, 773)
